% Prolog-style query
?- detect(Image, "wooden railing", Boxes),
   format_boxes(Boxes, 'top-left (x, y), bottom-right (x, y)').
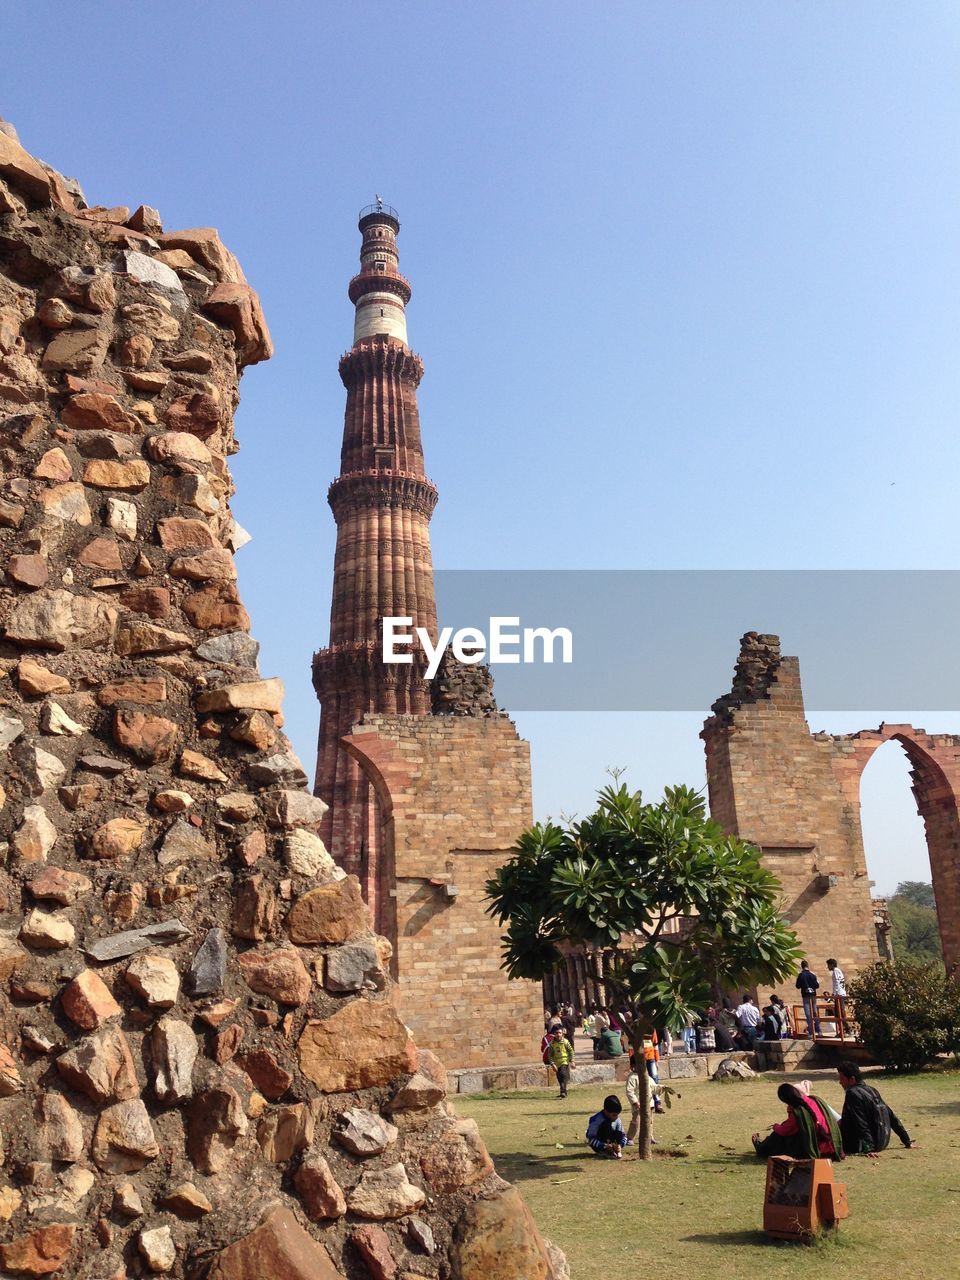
top-left (790, 999), bottom-right (857, 1044)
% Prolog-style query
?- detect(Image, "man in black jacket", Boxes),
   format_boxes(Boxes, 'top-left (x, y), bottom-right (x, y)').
top-left (837, 1061), bottom-right (915, 1154)
top-left (795, 960), bottom-right (820, 1037)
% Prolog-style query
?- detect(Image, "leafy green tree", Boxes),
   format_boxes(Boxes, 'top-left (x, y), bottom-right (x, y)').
top-left (888, 895), bottom-right (943, 967)
top-left (485, 783), bottom-right (803, 1160)
top-left (849, 959), bottom-right (960, 1070)
top-left (894, 881), bottom-right (936, 911)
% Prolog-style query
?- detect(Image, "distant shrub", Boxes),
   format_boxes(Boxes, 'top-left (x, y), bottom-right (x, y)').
top-left (849, 959), bottom-right (960, 1071)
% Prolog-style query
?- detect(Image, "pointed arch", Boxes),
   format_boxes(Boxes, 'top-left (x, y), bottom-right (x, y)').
top-left (836, 725), bottom-right (960, 974)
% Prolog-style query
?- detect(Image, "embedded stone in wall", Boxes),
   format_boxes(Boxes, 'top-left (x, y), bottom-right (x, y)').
top-left (298, 1000), bottom-right (413, 1091)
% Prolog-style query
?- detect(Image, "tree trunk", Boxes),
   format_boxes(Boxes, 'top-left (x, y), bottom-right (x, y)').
top-left (638, 1055), bottom-right (653, 1160)
top-left (629, 1025), bottom-right (653, 1161)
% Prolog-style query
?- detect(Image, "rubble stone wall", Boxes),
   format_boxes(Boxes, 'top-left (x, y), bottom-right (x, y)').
top-left (343, 716), bottom-right (543, 1069)
top-left (0, 125), bottom-right (564, 1280)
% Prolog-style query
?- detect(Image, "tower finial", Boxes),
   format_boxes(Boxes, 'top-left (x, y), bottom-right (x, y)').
top-left (375, 193), bottom-right (383, 211)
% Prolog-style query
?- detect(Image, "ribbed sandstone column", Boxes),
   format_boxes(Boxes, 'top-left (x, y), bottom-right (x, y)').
top-left (312, 205), bottom-right (438, 931)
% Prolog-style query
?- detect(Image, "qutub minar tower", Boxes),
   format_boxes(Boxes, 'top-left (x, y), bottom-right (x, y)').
top-left (312, 201), bottom-right (439, 925)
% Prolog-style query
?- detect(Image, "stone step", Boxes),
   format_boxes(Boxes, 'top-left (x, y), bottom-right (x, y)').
top-left (755, 1039), bottom-right (832, 1071)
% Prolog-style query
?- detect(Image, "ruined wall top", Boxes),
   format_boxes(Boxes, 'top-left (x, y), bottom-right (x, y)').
top-left (709, 630), bottom-right (785, 722)
top-left (429, 651), bottom-right (501, 718)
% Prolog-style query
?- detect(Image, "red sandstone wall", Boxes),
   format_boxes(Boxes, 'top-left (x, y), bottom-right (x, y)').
top-left (706, 637), bottom-right (960, 978)
top-left (703, 650), bottom-right (880, 982)
top-left (344, 716), bottom-right (544, 1069)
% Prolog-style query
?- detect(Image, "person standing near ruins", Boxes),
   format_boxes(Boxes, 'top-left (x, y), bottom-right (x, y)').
top-left (770, 994), bottom-right (791, 1037)
top-left (625, 1057), bottom-right (663, 1144)
top-left (796, 960), bottom-right (821, 1037)
top-left (826, 958), bottom-right (849, 1031)
top-left (758, 1004), bottom-right (781, 1042)
top-left (735, 993), bottom-right (762, 1046)
top-left (548, 1025), bottom-right (575, 1098)
top-left (641, 1036), bottom-right (665, 1112)
top-left (561, 1002), bottom-right (579, 1047)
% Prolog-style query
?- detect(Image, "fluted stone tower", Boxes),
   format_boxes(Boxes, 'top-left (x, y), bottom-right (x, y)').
top-left (312, 203), bottom-right (438, 926)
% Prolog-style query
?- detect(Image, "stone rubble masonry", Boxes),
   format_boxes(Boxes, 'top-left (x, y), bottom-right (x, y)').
top-left (703, 632), bottom-right (960, 982)
top-left (0, 122), bottom-right (563, 1280)
top-left (343, 715), bottom-right (543, 1069)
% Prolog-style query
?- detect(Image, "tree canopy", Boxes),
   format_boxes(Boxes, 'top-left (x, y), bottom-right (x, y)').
top-left (486, 782), bottom-right (803, 1036)
top-left (894, 880), bottom-right (936, 911)
top-left (888, 881), bottom-right (943, 967)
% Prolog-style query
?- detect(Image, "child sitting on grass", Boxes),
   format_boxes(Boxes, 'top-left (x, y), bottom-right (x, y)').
top-left (586, 1094), bottom-right (628, 1159)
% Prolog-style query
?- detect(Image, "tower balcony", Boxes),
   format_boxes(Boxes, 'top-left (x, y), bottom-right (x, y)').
top-left (312, 638), bottom-right (429, 695)
top-left (348, 270), bottom-right (412, 306)
top-left (327, 468), bottom-right (439, 521)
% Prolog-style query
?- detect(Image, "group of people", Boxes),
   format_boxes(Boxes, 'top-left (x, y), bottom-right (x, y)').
top-left (545, 952), bottom-right (852, 1067)
top-left (711, 955), bottom-right (851, 1050)
top-left (795, 958), bottom-right (850, 1037)
top-left (713, 993), bottom-right (794, 1049)
top-left (583, 1004), bottom-right (647, 1060)
top-left (586, 1060), bottom-right (915, 1162)
top-left (751, 1060), bottom-right (914, 1160)
top-left (586, 1055), bottom-right (667, 1157)
top-left (542, 1004), bottom-right (666, 1112)
top-left (545, 1002), bottom-right (686, 1063)
top-left (543, 1002), bottom-right (634, 1061)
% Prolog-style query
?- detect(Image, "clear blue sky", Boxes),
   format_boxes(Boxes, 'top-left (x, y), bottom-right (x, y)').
top-left (6, 2), bottom-right (959, 893)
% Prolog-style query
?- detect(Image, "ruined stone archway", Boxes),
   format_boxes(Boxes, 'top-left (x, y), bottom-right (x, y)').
top-left (832, 725), bottom-right (960, 972)
top-left (703, 634), bottom-right (960, 979)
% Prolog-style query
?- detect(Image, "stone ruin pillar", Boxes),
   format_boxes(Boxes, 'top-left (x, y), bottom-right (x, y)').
top-left (0, 123), bottom-right (565, 1280)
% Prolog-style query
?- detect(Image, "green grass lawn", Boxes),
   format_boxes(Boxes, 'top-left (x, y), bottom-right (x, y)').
top-left (457, 1067), bottom-right (960, 1280)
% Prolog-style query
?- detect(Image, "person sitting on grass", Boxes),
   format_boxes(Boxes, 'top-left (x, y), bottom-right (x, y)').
top-left (586, 1094), bottom-right (628, 1159)
top-left (751, 1083), bottom-right (843, 1160)
top-left (836, 1060), bottom-right (915, 1155)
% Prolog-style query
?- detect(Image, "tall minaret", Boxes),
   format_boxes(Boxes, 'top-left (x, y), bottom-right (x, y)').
top-left (312, 202), bottom-right (438, 925)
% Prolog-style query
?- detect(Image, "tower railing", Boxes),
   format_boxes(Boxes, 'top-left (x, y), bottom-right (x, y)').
top-left (359, 202), bottom-right (400, 222)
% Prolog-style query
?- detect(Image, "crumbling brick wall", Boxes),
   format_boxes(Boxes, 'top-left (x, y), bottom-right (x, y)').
top-left (343, 714), bottom-right (544, 1070)
top-left (703, 632), bottom-right (960, 985)
top-left (0, 122), bottom-right (564, 1280)
top-left (703, 634), bottom-right (881, 983)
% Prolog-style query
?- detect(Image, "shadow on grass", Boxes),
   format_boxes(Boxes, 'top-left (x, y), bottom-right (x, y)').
top-left (911, 1099), bottom-right (960, 1115)
top-left (683, 1229), bottom-right (770, 1247)
top-left (491, 1149), bottom-right (589, 1182)
top-left (696, 1152), bottom-right (759, 1167)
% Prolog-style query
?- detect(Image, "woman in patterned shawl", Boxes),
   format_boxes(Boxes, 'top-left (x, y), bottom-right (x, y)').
top-left (751, 1083), bottom-right (844, 1160)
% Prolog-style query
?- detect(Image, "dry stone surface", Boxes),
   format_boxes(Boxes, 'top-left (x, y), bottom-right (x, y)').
top-left (0, 122), bottom-right (564, 1279)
